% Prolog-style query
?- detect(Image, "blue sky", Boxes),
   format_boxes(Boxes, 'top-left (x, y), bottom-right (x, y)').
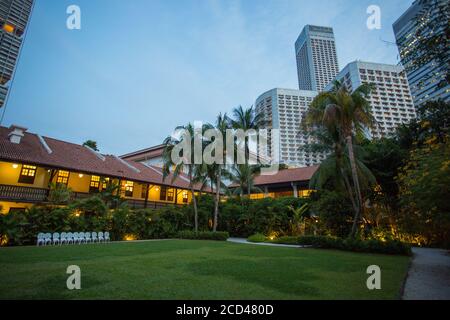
top-left (2, 0), bottom-right (412, 155)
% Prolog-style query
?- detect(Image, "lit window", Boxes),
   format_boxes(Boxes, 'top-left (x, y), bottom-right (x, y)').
top-left (167, 188), bottom-right (174, 202)
top-left (124, 181), bottom-right (134, 197)
top-left (102, 177), bottom-right (110, 189)
top-left (182, 191), bottom-right (188, 203)
top-left (298, 190), bottom-right (313, 198)
top-left (18, 165), bottom-right (37, 184)
top-left (90, 175), bottom-right (100, 192)
top-left (3, 24), bottom-right (14, 33)
top-left (56, 170), bottom-right (70, 185)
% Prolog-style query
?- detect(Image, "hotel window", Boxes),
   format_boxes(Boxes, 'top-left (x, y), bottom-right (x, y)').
top-left (167, 188), bottom-right (174, 202)
top-left (18, 165), bottom-right (37, 184)
top-left (182, 191), bottom-right (189, 203)
top-left (298, 190), bottom-right (313, 198)
top-left (56, 170), bottom-right (70, 185)
top-left (124, 181), bottom-right (134, 197)
top-left (159, 186), bottom-right (167, 201)
top-left (102, 177), bottom-right (110, 190)
top-left (90, 175), bottom-right (101, 193)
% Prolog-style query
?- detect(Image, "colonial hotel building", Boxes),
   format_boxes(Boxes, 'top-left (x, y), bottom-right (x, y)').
top-left (0, 125), bottom-right (202, 214)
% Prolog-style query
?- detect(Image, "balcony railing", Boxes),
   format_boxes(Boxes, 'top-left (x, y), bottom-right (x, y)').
top-left (0, 184), bottom-right (48, 203)
top-left (0, 184), bottom-right (186, 208)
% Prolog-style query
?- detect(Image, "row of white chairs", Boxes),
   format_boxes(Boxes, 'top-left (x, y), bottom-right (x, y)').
top-left (37, 232), bottom-right (110, 246)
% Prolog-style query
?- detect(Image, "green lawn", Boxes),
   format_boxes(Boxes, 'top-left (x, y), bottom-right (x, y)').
top-left (0, 240), bottom-right (410, 300)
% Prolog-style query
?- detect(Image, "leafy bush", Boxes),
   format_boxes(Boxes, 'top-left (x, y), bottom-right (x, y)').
top-left (47, 183), bottom-right (72, 204)
top-left (247, 233), bottom-right (266, 243)
top-left (219, 197), bottom-right (308, 237)
top-left (270, 235), bottom-right (411, 255)
top-left (0, 206), bottom-right (73, 246)
top-left (177, 230), bottom-right (229, 241)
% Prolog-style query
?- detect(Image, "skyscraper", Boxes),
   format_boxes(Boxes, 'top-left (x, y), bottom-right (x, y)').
top-left (325, 61), bottom-right (416, 138)
top-left (393, 0), bottom-right (450, 106)
top-left (0, 0), bottom-right (33, 108)
top-left (255, 88), bottom-right (326, 167)
top-left (295, 25), bottom-right (339, 92)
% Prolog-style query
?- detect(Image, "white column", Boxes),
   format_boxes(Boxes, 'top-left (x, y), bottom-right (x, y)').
top-left (292, 183), bottom-right (298, 198)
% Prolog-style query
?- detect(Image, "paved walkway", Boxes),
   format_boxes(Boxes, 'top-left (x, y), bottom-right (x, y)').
top-left (227, 237), bottom-right (310, 248)
top-left (403, 247), bottom-right (450, 300)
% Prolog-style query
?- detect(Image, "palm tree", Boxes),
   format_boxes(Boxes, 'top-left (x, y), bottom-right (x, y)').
top-left (305, 80), bottom-right (376, 238)
top-left (162, 123), bottom-right (210, 233)
top-left (229, 105), bottom-right (263, 131)
top-left (211, 113), bottom-right (230, 232)
top-left (229, 105), bottom-right (264, 164)
top-left (227, 164), bottom-right (262, 197)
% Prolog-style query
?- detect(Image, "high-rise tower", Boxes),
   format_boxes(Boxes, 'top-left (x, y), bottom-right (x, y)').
top-left (393, 0), bottom-right (449, 106)
top-left (295, 25), bottom-right (339, 92)
top-left (0, 0), bottom-right (33, 108)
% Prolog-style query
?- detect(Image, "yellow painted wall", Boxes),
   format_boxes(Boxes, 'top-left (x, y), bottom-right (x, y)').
top-left (0, 161), bottom-right (50, 188)
top-left (0, 201), bottom-right (33, 214)
top-left (65, 173), bottom-right (91, 193)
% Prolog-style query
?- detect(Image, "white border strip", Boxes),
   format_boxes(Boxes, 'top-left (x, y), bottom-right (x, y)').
top-left (37, 135), bottom-right (52, 154)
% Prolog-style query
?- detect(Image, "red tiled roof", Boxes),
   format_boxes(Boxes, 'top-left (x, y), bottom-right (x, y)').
top-left (0, 126), bottom-right (205, 191)
top-left (229, 166), bottom-right (318, 188)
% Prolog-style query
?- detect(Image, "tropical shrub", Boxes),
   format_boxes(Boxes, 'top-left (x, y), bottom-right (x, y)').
top-left (309, 190), bottom-right (353, 237)
top-left (247, 233), bottom-right (266, 243)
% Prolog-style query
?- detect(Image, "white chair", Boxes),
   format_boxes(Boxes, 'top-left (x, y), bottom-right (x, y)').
top-left (85, 232), bottom-right (92, 243)
top-left (104, 231), bottom-right (110, 242)
top-left (77, 232), bottom-right (85, 244)
top-left (44, 233), bottom-right (52, 246)
top-left (37, 233), bottom-right (45, 246)
top-left (66, 232), bottom-right (74, 245)
top-left (52, 232), bottom-right (60, 245)
top-left (92, 232), bottom-right (98, 243)
top-left (98, 232), bottom-right (105, 243)
top-left (73, 232), bottom-right (80, 244)
top-left (60, 232), bottom-right (67, 245)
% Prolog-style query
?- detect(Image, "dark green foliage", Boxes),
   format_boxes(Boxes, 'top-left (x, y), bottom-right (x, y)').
top-left (270, 235), bottom-right (411, 256)
top-left (219, 197), bottom-right (308, 237)
top-left (177, 230), bottom-right (229, 241)
top-left (309, 190), bottom-right (353, 237)
top-left (82, 140), bottom-right (99, 151)
top-left (0, 206), bottom-right (72, 246)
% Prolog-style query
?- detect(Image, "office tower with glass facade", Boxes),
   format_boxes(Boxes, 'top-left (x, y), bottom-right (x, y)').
top-left (393, 0), bottom-right (449, 106)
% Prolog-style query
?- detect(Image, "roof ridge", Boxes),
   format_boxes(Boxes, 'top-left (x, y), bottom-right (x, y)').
top-left (37, 135), bottom-right (53, 154)
top-left (84, 145), bottom-right (105, 161)
top-left (142, 162), bottom-right (163, 176)
top-left (114, 156), bottom-right (140, 173)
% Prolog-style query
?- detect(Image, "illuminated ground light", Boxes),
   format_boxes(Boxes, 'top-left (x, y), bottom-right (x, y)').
top-left (124, 234), bottom-right (137, 241)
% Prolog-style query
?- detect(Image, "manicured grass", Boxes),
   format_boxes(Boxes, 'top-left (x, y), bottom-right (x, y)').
top-left (0, 240), bottom-right (410, 300)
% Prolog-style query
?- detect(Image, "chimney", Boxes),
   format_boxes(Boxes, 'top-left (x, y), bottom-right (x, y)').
top-left (8, 125), bottom-right (28, 144)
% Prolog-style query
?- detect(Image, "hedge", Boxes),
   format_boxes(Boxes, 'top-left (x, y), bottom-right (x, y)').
top-left (177, 231), bottom-right (229, 241)
top-left (269, 235), bottom-right (412, 256)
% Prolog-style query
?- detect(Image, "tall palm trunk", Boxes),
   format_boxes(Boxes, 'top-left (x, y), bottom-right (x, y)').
top-left (188, 166), bottom-right (198, 233)
top-left (335, 143), bottom-right (360, 227)
top-left (346, 136), bottom-right (364, 238)
top-left (213, 167), bottom-right (221, 232)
